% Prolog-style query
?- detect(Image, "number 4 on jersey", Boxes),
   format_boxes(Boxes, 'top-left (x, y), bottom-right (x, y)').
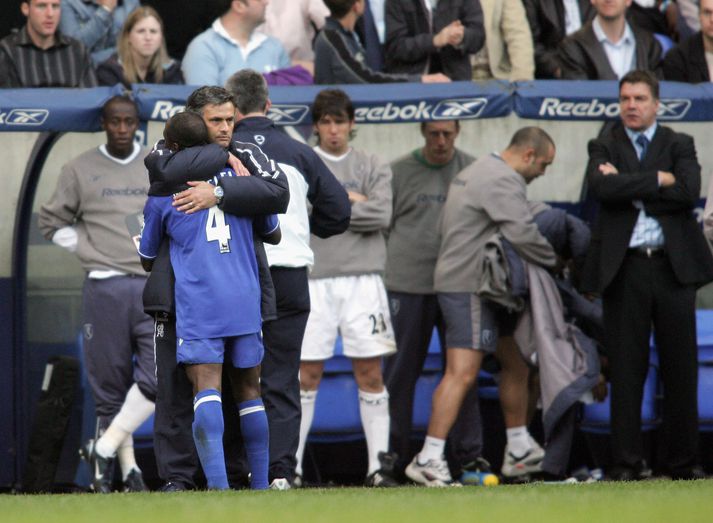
top-left (205, 207), bottom-right (232, 253)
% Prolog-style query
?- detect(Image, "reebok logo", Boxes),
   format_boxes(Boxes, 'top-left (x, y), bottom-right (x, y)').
top-left (0, 108), bottom-right (50, 125)
top-left (538, 97), bottom-right (692, 120)
top-left (354, 98), bottom-right (488, 123)
top-left (151, 101), bottom-right (184, 120)
top-left (267, 104), bottom-right (310, 125)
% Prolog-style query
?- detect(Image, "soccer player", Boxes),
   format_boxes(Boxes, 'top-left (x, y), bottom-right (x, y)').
top-left (295, 89), bottom-right (398, 487)
top-left (139, 109), bottom-right (279, 490)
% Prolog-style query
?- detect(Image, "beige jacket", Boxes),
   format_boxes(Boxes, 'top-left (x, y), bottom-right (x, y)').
top-left (475, 0), bottom-right (535, 81)
top-left (258, 0), bottom-right (329, 62)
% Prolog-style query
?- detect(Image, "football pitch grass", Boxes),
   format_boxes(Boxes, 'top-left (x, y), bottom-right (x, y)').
top-left (3, 480), bottom-right (713, 523)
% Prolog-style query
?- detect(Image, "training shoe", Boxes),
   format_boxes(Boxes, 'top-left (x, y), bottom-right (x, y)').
top-left (158, 481), bottom-right (187, 492)
top-left (405, 455), bottom-right (455, 487)
top-left (501, 443), bottom-right (545, 478)
top-left (123, 468), bottom-right (148, 492)
top-left (365, 451), bottom-right (399, 487)
top-left (292, 474), bottom-right (303, 488)
top-left (80, 439), bottom-right (115, 493)
top-left (270, 478), bottom-right (291, 490)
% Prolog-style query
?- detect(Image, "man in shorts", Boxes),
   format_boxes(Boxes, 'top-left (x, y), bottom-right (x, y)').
top-left (295, 89), bottom-right (398, 487)
top-left (406, 127), bottom-right (558, 486)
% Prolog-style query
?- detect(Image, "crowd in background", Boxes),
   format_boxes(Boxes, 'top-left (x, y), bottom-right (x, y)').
top-left (2, 0), bottom-right (713, 88)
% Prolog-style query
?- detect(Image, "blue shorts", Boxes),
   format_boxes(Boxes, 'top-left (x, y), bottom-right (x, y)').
top-left (437, 292), bottom-right (517, 352)
top-left (177, 332), bottom-right (264, 368)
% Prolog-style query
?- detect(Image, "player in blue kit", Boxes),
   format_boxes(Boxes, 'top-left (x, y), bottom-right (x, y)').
top-left (139, 110), bottom-right (279, 490)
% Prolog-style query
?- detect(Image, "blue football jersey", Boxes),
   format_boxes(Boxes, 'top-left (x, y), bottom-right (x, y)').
top-left (139, 168), bottom-right (279, 340)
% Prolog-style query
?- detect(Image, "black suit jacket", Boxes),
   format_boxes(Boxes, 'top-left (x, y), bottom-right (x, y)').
top-left (558, 20), bottom-right (662, 80)
top-left (523, 0), bottom-right (594, 79)
top-left (383, 0), bottom-right (484, 80)
top-left (581, 123), bottom-right (713, 293)
top-left (663, 32), bottom-right (710, 83)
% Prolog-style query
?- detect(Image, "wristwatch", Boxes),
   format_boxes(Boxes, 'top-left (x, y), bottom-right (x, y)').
top-left (213, 185), bottom-right (224, 206)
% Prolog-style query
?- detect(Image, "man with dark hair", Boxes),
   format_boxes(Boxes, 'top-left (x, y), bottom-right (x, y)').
top-left (558, 0), bottom-right (662, 79)
top-left (163, 112), bottom-right (210, 152)
top-left (39, 96), bottom-right (152, 493)
top-left (295, 88), bottom-right (397, 487)
top-left (384, 120), bottom-right (489, 484)
top-left (383, 0), bottom-right (485, 81)
top-left (314, 0), bottom-right (450, 83)
top-left (181, 0), bottom-right (290, 85)
top-left (224, 70), bottom-right (351, 490)
top-left (406, 126), bottom-right (557, 486)
top-left (663, 0), bottom-right (713, 82)
top-left (582, 70), bottom-right (713, 480)
top-left (0, 0), bottom-right (97, 87)
top-left (144, 84), bottom-right (290, 492)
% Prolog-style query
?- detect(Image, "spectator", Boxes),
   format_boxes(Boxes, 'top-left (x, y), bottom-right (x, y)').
top-left (97, 6), bottom-right (183, 88)
top-left (628, 0), bottom-right (678, 38)
top-left (678, 0), bottom-right (701, 38)
top-left (558, 0), bottom-right (662, 79)
top-left (295, 89), bottom-right (398, 487)
top-left (582, 70), bottom-right (712, 480)
top-left (662, 0), bottom-right (713, 82)
top-left (383, 121), bottom-right (488, 484)
top-left (355, 0), bottom-right (387, 70)
top-left (59, 0), bottom-right (140, 65)
top-left (314, 0), bottom-right (450, 84)
top-left (406, 127), bottom-right (556, 487)
top-left (38, 96), bottom-right (153, 493)
top-left (181, 0), bottom-right (290, 86)
top-left (258, 0), bottom-right (329, 74)
top-left (383, 0), bottom-right (485, 81)
top-left (523, 0), bottom-right (595, 78)
top-left (224, 70), bottom-right (351, 490)
top-left (472, 0), bottom-right (535, 81)
top-left (0, 0), bottom-right (96, 87)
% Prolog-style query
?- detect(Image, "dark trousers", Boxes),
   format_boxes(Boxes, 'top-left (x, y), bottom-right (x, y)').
top-left (260, 267), bottom-right (310, 482)
top-left (385, 291), bottom-right (483, 472)
top-left (152, 314), bottom-right (201, 488)
top-left (82, 276), bottom-right (155, 428)
top-left (603, 253), bottom-right (699, 474)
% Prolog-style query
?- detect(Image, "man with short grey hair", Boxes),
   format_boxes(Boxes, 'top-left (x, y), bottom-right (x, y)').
top-left (406, 127), bottom-right (557, 486)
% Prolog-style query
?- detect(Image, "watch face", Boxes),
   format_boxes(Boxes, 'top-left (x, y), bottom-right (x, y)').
top-left (214, 186), bottom-right (224, 197)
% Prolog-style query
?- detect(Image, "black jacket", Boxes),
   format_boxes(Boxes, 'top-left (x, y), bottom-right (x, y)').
top-left (581, 123), bottom-right (713, 293)
top-left (523, 0), bottom-right (595, 78)
top-left (558, 20), bottom-right (662, 80)
top-left (142, 140), bottom-right (290, 320)
top-left (96, 54), bottom-right (185, 88)
top-left (383, 0), bottom-right (485, 80)
top-left (663, 32), bottom-right (710, 83)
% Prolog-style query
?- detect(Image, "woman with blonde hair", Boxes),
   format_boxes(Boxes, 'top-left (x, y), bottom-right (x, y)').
top-left (97, 6), bottom-right (183, 88)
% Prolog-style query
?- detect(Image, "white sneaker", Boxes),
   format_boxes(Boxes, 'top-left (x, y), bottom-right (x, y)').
top-left (269, 478), bottom-right (291, 490)
top-left (501, 443), bottom-right (545, 478)
top-left (405, 455), bottom-right (456, 487)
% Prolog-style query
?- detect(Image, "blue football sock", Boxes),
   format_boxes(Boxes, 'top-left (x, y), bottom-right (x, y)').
top-left (239, 398), bottom-right (269, 490)
top-left (193, 389), bottom-right (228, 490)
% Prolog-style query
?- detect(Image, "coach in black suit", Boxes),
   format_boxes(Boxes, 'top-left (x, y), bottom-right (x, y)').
top-left (582, 70), bottom-right (713, 480)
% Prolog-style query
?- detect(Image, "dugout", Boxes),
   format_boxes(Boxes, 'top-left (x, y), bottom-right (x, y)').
top-left (2, 80), bottom-right (713, 489)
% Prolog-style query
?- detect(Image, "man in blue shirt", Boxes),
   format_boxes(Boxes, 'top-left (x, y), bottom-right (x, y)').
top-left (182, 0), bottom-right (290, 85)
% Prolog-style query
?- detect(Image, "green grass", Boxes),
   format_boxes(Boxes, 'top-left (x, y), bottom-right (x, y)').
top-left (3, 481), bottom-right (713, 523)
